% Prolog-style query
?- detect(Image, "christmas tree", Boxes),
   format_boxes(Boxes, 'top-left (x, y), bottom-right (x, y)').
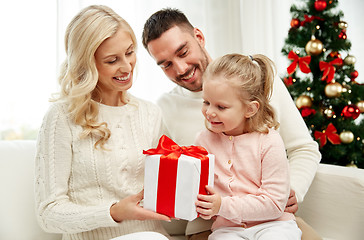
top-left (281, 0), bottom-right (364, 168)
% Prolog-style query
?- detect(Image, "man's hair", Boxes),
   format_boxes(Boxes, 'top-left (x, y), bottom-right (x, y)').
top-left (142, 8), bottom-right (194, 49)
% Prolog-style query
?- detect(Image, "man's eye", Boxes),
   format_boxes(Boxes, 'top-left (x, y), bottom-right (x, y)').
top-left (161, 63), bottom-right (171, 69)
top-left (180, 50), bottom-right (188, 57)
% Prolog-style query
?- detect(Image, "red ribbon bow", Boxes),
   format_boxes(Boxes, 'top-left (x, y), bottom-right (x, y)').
top-left (287, 50), bottom-right (311, 75)
top-left (300, 14), bottom-right (324, 26)
top-left (319, 58), bottom-right (343, 83)
top-left (143, 135), bottom-right (210, 217)
top-left (314, 123), bottom-right (341, 148)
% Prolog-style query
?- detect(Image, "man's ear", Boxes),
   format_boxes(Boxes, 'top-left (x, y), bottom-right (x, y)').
top-left (194, 28), bottom-right (205, 47)
top-left (245, 101), bottom-right (259, 118)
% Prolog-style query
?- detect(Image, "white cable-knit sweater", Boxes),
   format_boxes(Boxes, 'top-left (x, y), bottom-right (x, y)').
top-left (34, 95), bottom-right (169, 240)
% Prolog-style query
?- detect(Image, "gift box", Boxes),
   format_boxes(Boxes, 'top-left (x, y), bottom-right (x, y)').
top-left (143, 135), bottom-right (214, 221)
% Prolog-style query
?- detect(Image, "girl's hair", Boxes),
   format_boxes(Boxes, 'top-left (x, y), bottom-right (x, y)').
top-left (203, 53), bottom-right (279, 133)
top-left (54, 5), bottom-right (137, 149)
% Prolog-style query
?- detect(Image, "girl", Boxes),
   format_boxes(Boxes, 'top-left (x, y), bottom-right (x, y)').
top-left (35, 5), bottom-right (170, 240)
top-left (195, 54), bottom-right (301, 240)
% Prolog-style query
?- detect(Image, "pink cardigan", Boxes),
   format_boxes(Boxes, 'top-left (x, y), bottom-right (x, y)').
top-left (195, 129), bottom-right (295, 231)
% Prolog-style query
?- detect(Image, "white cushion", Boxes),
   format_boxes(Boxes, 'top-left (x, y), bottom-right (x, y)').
top-left (297, 163), bottom-right (364, 240)
top-left (0, 140), bottom-right (61, 240)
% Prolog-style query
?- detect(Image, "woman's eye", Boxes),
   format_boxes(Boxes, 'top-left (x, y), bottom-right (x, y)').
top-left (126, 50), bottom-right (134, 56)
top-left (107, 58), bottom-right (117, 64)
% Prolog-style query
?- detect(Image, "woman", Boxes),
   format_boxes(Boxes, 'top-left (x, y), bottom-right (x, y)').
top-left (35, 5), bottom-right (170, 240)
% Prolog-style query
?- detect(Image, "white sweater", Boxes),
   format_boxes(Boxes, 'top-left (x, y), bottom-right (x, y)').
top-left (157, 77), bottom-right (321, 203)
top-left (35, 95), bottom-right (168, 240)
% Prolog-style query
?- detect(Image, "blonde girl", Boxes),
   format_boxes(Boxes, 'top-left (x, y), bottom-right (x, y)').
top-left (195, 54), bottom-right (301, 240)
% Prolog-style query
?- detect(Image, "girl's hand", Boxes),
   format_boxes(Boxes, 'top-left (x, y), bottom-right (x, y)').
top-left (195, 185), bottom-right (221, 220)
top-left (110, 189), bottom-right (171, 222)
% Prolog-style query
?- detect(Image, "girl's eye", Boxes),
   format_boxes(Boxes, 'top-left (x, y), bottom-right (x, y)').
top-left (203, 100), bottom-right (210, 105)
top-left (126, 50), bottom-right (134, 56)
top-left (218, 105), bottom-right (226, 110)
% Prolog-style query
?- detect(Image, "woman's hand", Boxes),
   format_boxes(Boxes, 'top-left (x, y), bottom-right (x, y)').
top-left (110, 189), bottom-right (171, 222)
top-left (195, 185), bottom-right (221, 220)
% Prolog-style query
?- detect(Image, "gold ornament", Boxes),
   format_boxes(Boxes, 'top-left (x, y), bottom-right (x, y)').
top-left (338, 21), bottom-right (348, 29)
top-left (356, 100), bottom-right (364, 112)
top-left (346, 161), bottom-right (358, 168)
top-left (344, 55), bottom-right (356, 65)
top-left (305, 38), bottom-right (323, 56)
top-left (340, 131), bottom-right (354, 144)
top-left (324, 82), bottom-right (342, 98)
top-left (296, 95), bottom-right (313, 109)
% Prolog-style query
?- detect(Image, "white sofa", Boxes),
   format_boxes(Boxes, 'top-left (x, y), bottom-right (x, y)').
top-left (1, 140), bottom-right (363, 240)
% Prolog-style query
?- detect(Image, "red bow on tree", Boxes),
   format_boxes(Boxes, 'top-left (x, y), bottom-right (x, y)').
top-left (319, 58), bottom-right (343, 83)
top-left (300, 14), bottom-right (324, 26)
top-left (287, 50), bottom-right (311, 75)
top-left (284, 76), bottom-right (294, 86)
top-left (314, 123), bottom-right (341, 148)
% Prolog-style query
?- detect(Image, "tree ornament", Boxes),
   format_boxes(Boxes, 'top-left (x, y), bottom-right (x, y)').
top-left (338, 30), bottom-right (347, 39)
top-left (356, 100), bottom-right (364, 112)
top-left (301, 107), bottom-right (316, 117)
top-left (320, 58), bottom-right (343, 83)
top-left (287, 50), bottom-right (311, 75)
top-left (344, 55), bottom-right (356, 65)
top-left (350, 70), bottom-right (359, 80)
top-left (341, 104), bottom-right (360, 119)
top-left (290, 18), bottom-right (300, 28)
top-left (329, 51), bottom-right (341, 58)
top-left (305, 38), bottom-right (323, 56)
top-left (324, 82), bottom-right (342, 98)
top-left (314, 123), bottom-right (341, 148)
top-left (296, 95), bottom-right (313, 109)
top-left (339, 131), bottom-right (354, 144)
top-left (338, 21), bottom-right (348, 29)
top-left (346, 161), bottom-right (358, 168)
top-left (323, 107), bottom-right (335, 118)
top-left (314, 0), bottom-right (327, 11)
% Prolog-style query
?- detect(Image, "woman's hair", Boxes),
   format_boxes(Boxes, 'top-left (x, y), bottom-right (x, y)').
top-left (54, 5), bottom-right (137, 149)
top-left (203, 53), bottom-right (279, 133)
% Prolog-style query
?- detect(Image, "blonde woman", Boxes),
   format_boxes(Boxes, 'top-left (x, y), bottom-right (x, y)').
top-left (195, 54), bottom-right (302, 240)
top-left (35, 5), bottom-right (170, 240)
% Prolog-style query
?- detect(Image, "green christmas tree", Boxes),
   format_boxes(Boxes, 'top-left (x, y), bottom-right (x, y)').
top-left (281, 0), bottom-right (364, 168)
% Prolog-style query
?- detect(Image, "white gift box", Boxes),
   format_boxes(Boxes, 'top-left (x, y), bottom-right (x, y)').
top-left (144, 153), bottom-right (214, 221)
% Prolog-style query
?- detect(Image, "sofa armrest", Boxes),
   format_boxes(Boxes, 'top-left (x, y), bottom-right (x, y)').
top-left (0, 140), bottom-right (62, 240)
top-left (296, 163), bottom-right (364, 240)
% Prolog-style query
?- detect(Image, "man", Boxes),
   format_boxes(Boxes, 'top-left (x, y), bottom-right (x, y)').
top-left (142, 8), bottom-right (322, 240)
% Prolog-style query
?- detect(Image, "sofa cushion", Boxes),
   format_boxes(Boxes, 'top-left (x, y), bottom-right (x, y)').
top-left (297, 163), bottom-right (364, 240)
top-left (0, 140), bottom-right (61, 240)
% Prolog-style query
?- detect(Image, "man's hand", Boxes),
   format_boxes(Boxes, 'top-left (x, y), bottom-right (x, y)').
top-left (195, 185), bottom-right (221, 220)
top-left (285, 189), bottom-right (298, 214)
top-left (110, 189), bottom-right (171, 222)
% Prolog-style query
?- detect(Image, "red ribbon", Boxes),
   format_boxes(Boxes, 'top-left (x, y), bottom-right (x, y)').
top-left (143, 135), bottom-right (210, 218)
top-left (284, 76), bottom-right (294, 86)
top-left (287, 50), bottom-right (311, 75)
top-left (314, 123), bottom-right (341, 148)
top-left (319, 58), bottom-right (343, 83)
top-left (300, 14), bottom-right (324, 26)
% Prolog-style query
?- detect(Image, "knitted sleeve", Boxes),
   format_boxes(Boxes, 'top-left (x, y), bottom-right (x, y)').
top-left (271, 78), bottom-right (321, 202)
top-left (34, 103), bottom-right (118, 234)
